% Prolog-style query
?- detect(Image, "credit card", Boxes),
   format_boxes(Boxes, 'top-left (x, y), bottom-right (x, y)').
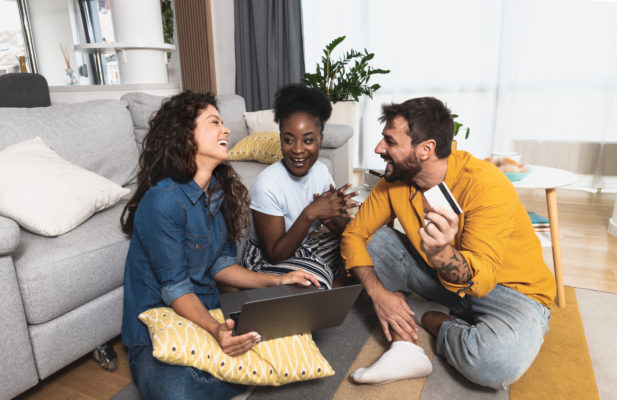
top-left (423, 182), bottom-right (462, 215)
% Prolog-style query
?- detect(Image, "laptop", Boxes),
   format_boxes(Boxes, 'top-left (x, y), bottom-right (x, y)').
top-left (219, 284), bottom-right (363, 341)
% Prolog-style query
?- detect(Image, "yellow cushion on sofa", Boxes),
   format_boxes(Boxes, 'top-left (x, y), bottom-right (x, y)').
top-left (228, 132), bottom-right (283, 164)
top-left (139, 307), bottom-right (334, 386)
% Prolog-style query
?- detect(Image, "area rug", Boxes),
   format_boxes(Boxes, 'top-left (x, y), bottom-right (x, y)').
top-left (112, 287), bottom-right (599, 400)
top-left (336, 286), bottom-right (599, 400)
top-left (333, 325), bottom-right (435, 400)
top-left (509, 286), bottom-right (599, 399)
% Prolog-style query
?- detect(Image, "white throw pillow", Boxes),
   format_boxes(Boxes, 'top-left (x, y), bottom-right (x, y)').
top-left (244, 109), bottom-right (279, 135)
top-left (0, 137), bottom-right (130, 237)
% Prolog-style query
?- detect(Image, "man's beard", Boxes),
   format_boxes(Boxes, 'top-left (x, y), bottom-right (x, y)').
top-left (382, 153), bottom-right (422, 183)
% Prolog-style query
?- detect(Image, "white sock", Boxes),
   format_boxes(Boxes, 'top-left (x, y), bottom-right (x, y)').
top-left (407, 299), bottom-right (450, 326)
top-left (350, 341), bottom-right (432, 385)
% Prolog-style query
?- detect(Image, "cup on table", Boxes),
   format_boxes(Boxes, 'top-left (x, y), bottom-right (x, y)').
top-left (491, 151), bottom-right (521, 165)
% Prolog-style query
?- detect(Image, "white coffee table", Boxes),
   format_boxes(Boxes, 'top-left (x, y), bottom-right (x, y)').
top-left (352, 165), bottom-right (577, 308)
top-left (511, 165), bottom-right (577, 308)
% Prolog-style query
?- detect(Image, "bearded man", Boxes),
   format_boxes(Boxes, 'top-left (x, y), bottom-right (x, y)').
top-left (341, 97), bottom-right (555, 389)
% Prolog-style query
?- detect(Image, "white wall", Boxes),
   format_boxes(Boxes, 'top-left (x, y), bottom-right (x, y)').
top-left (28, 0), bottom-right (78, 86)
top-left (211, 0), bottom-right (235, 94)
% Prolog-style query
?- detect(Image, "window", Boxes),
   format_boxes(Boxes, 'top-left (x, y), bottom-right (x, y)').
top-left (76, 0), bottom-right (118, 84)
top-left (0, 0), bottom-right (37, 75)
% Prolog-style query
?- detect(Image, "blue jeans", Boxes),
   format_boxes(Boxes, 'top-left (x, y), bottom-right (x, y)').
top-left (367, 226), bottom-right (551, 389)
top-left (128, 344), bottom-right (246, 400)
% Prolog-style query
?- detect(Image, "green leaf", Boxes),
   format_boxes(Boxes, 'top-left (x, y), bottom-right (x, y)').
top-left (302, 35), bottom-right (390, 103)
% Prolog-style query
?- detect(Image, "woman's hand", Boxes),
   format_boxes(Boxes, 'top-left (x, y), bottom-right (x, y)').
top-left (214, 319), bottom-right (261, 357)
top-left (308, 184), bottom-right (358, 223)
top-left (277, 270), bottom-right (321, 288)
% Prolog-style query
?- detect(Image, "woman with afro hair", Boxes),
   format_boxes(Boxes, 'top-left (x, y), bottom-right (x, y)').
top-left (243, 84), bottom-right (358, 289)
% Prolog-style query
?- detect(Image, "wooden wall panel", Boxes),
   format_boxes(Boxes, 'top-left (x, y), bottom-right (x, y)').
top-left (175, 0), bottom-right (217, 93)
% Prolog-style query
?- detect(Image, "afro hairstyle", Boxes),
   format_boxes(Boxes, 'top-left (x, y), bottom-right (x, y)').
top-left (273, 84), bottom-right (332, 132)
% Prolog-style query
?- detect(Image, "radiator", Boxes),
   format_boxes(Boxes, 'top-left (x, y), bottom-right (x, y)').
top-left (513, 141), bottom-right (617, 176)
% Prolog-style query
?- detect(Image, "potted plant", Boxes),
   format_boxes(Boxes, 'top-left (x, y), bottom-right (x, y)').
top-left (451, 114), bottom-right (470, 151)
top-left (452, 114), bottom-right (470, 139)
top-left (302, 35), bottom-right (390, 103)
top-left (302, 36), bottom-right (390, 176)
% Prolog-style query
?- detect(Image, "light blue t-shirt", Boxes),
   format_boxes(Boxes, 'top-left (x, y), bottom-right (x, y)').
top-left (250, 160), bottom-right (334, 237)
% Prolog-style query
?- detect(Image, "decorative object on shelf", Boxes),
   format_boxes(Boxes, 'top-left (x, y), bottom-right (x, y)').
top-left (160, 0), bottom-right (174, 60)
top-left (59, 43), bottom-right (78, 85)
top-left (18, 56), bottom-right (27, 73)
top-left (302, 36), bottom-right (390, 103)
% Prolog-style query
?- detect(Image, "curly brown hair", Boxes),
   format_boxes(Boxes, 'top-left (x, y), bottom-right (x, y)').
top-left (120, 91), bottom-right (250, 242)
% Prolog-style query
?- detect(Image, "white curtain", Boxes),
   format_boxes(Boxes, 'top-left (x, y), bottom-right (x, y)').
top-left (302, 0), bottom-right (617, 188)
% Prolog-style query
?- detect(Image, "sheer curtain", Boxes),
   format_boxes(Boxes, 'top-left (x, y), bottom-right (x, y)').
top-left (302, 0), bottom-right (617, 189)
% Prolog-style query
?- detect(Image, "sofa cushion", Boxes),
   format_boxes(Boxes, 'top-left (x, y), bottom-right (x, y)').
top-left (244, 109), bottom-right (278, 135)
top-left (0, 137), bottom-right (130, 237)
top-left (13, 199), bottom-right (130, 325)
top-left (0, 216), bottom-right (20, 256)
top-left (140, 307), bottom-right (334, 386)
top-left (229, 132), bottom-right (282, 164)
top-left (0, 100), bottom-right (139, 186)
top-left (122, 92), bottom-right (250, 150)
top-left (322, 123), bottom-right (353, 148)
top-left (216, 94), bottom-right (249, 147)
top-left (121, 92), bottom-right (166, 148)
top-left (230, 160), bottom-right (270, 189)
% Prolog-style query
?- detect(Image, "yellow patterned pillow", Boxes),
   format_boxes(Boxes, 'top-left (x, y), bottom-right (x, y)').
top-left (139, 307), bottom-right (334, 386)
top-left (228, 132), bottom-right (283, 164)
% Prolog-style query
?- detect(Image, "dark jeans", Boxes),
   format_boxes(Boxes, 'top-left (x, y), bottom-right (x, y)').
top-left (128, 344), bottom-right (246, 400)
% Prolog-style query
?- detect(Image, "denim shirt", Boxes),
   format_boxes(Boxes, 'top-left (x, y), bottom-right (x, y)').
top-left (121, 177), bottom-right (237, 347)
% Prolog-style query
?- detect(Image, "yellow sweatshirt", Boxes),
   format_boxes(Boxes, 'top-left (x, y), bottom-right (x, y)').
top-left (341, 150), bottom-right (556, 308)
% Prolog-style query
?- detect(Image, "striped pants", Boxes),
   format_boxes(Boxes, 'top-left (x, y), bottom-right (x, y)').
top-left (242, 232), bottom-right (344, 289)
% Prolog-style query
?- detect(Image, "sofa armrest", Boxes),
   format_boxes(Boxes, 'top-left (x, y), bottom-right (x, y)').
top-left (322, 123), bottom-right (353, 149)
top-left (0, 216), bottom-right (20, 256)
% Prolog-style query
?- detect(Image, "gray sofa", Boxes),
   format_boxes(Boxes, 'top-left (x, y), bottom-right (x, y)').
top-left (0, 92), bottom-right (352, 399)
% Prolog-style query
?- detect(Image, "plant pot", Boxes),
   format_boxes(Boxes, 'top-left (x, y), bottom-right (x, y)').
top-left (329, 101), bottom-right (358, 180)
top-left (329, 101), bottom-right (357, 127)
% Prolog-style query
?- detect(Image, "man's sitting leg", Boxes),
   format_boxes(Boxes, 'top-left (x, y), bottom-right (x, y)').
top-left (431, 285), bottom-right (550, 389)
top-left (350, 227), bottom-right (439, 384)
top-left (407, 298), bottom-right (450, 326)
top-left (351, 338), bottom-right (432, 384)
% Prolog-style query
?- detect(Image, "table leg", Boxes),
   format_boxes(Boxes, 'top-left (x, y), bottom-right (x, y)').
top-left (546, 188), bottom-right (566, 308)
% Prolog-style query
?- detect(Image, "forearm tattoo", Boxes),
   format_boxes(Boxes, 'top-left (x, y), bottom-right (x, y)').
top-left (436, 248), bottom-right (471, 284)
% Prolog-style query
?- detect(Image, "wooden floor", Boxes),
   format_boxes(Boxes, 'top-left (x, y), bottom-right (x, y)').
top-left (518, 189), bottom-right (617, 294)
top-left (16, 339), bottom-right (131, 399)
top-left (15, 187), bottom-right (617, 400)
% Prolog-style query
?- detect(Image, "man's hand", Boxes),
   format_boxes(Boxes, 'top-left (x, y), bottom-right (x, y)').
top-left (353, 266), bottom-right (418, 342)
top-left (372, 288), bottom-right (419, 342)
top-left (419, 206), bottom-right (459, 257)
top-left (214, 319), bottom-right (260, 357)
top-left (277, 270), bottom-right (321, 287)
top-left (419, 207), bottom-right (471, 284)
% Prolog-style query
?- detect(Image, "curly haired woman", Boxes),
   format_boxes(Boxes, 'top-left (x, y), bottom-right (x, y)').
top-left (120, 91), bottom-right (319, 400)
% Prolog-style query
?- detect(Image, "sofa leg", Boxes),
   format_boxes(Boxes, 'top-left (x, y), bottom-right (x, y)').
top-left (93, 342), bottom-right (118, 371)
